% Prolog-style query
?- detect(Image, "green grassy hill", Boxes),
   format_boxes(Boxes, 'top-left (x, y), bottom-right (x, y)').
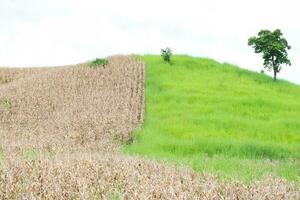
top-left (125, 55), bottom-right (300, 182)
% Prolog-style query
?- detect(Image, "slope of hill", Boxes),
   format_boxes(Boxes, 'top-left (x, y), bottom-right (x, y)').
top-left (0, 55), bottom-right (299, 199)
top-left (0, 56), bottom-right (144, 157)
top-left (126, 55), bottom-right (300, 182)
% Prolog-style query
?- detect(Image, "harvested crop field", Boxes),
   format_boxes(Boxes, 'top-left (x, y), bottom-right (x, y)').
top-left (0, 56), bottom-right (144, 156)
top-left (0, 56), bottom-right (299, 199)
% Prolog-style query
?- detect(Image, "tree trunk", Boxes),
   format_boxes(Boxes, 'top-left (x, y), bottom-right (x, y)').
top-left (272, 56), bottom-right (277, 81)
top-left (273, 70), bottom-right (277, 81)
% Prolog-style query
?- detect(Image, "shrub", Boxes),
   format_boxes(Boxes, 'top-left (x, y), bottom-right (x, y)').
top-left (91, 58), bottom-right (109, 68)
top-left (161, 48), bottom-right (172, 63)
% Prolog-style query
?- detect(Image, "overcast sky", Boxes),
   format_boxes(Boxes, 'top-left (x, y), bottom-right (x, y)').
top-left (1, 0), bottom-right (299, 84)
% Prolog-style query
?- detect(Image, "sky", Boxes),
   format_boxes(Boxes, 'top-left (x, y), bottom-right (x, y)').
top-left (1, 0), bottom-right (299, 84)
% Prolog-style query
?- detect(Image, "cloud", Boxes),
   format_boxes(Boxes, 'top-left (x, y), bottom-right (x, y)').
top-left (0, 0), bottom-right (299, 83)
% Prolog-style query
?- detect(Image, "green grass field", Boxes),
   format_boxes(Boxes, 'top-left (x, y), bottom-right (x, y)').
top-left (125, 55), bottom-right (300, 182)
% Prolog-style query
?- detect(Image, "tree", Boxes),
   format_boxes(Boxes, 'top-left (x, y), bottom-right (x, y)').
top-left (248, 29), bottom-right (291, 81)
top-left (161, 47), bottom-right (172, 63)
top-left (91, 58), bottom-right (108, 68)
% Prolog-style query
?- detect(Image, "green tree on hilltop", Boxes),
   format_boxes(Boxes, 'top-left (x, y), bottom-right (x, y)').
top-left (248, 29), bottom-right (291, 81)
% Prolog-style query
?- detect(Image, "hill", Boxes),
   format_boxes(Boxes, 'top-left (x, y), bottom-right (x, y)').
top-left (0, 55), bottom-right (299, 199)
top-left (126, 55), bottom-right (300, 182)
top-left (0, 56), bottom-right (144, 157)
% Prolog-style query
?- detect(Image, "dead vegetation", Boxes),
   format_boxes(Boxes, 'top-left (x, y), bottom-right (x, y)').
top-left (1, 155), bottom-right (299, 200)
top-left (0, 56), bottom-right (299, 199)
top-left (0, 56), bottom-right (144, 157)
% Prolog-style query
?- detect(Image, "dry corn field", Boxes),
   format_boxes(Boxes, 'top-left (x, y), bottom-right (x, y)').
top-left (0, 56), bottom-right (299, 199)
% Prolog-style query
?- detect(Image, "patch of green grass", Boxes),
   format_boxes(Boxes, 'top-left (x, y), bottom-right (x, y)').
top-left (109, 187), bottom-right (123, 200)
top-left (22, 148), bottom-right (39, 160)
top-left (0, 147), bottom-right (3, 161)
top-left (125, 55), bottom-right (300, 182)
top-left (0, 98), bottom-right (12, 109)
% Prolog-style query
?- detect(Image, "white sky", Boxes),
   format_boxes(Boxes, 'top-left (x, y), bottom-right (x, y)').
top-left (1, 0), bottom-right (299, 84)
